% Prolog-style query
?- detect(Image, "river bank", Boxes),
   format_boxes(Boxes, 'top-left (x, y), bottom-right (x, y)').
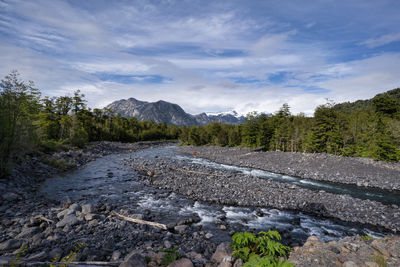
top-left (0, 142), bottom-right (399, 266)
top-left (176, 146), bottom-right (400, 191)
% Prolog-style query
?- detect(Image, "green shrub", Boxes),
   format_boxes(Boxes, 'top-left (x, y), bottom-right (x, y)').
top-left (160, 247), bottom-right (182, 265)
top-left (231, 231), bottom-right (293, 267)
top-left (361, 235), bottom-right (373, 241)
top-left (41, 156), bottom-right (74, 171)
top-left (371, 253), bottom-right (387, 267)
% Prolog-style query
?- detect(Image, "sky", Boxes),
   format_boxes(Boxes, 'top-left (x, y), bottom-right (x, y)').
top-left (0, 0), bottom-right (400, 115)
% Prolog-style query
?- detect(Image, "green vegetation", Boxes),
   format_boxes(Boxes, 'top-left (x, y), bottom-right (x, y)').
top-left (1, 70), bottom-right (399, 179)
top-left (361, 235), bottom-right (373, 241)
top-left (181, 90), bottom-right (400, 162)
top-left (0, 71), bottom-right (180, 178)
top-left (10, 245), bottom-right (29, 267)
top-left (371, 253), bottom-right (387, 267)
top-left (159, 247), bottom-right (182, 265)
top-left (231, 231), bottom-right (293, 267)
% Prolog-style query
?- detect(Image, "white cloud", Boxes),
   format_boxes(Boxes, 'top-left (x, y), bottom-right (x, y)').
top-left (361, 32), bottom-right (400, 48)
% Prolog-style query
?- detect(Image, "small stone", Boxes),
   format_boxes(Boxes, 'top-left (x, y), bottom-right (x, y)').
top-left (205, 233), bottom-right (213, 239)
top-left (56, 214), bottom-right (79, 228)
top-left (233, 259), bottom-right (243, 267)
top-left (49, 248), bottom-right (63, 260)
top-left (219, 225), bottom-right (227, 230)
top-left (174, 225), bottom-right (188, 234)
top-left (81, 204), bottom-right (94, 214)
top-left (84, 214), bottom-right (98, 221)
top-left (167, 258), bottom-right (194, 267)
top-left (111, 250), bottom-right (121, 261)
top-left (164, 240), bottom-right (172, 249)
top-left (342, 261), bottom-right (358, 267)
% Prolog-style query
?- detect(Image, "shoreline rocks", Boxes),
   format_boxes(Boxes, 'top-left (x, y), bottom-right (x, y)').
top-left (176, 146), bottom-right (400, 191)
top-left (131, 151), bottom-right (400, 232)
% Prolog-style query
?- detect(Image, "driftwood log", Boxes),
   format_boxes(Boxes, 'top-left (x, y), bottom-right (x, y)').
top-left (111, 211), bottom-right (167, 230)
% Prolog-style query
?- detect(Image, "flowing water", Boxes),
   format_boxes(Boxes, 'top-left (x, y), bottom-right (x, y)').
top-left (40, 145), bottom-right (392, 245)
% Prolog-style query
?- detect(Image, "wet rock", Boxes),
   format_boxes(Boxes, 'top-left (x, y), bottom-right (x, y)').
top-left (56, 214), bottom-right (79, 228)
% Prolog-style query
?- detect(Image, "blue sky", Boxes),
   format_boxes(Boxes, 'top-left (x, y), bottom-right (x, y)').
top-left (0, 0), bottom-right (399, 115)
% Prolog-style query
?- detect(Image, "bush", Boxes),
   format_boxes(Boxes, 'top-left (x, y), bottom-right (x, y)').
top-left (231, 231), bottom-right (293, 267)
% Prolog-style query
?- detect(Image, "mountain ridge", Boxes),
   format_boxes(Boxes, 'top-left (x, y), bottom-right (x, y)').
top-left (106, 98), bottom-right (246, 126)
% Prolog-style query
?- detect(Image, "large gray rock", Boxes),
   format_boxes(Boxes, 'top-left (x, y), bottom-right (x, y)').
top-left (81, 204), bottom-right (94, 214)
top-left (211, 242), bottom-right (233, 264)
top-left (56, 214), bottom-right (79, 228)
top-left (167, 258), bottom-right (194, 267)
top-left (119, 253), bottom-right (147, 267)
top-left (26, 251), bottom-right (47, 261)
top-left (57, 204), bottom-right (80, 219)
top-left (16, 227), bottom-right (40, 239)
top-left (174, 225), bottom-right (188, 234)
top-left (0, 239), bottom-right (23, 251)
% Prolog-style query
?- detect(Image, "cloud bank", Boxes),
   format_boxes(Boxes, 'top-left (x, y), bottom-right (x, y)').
top-left (0, 0), bottom-right (399, 115)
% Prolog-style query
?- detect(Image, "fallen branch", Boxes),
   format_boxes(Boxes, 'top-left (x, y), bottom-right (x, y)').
top-left (169, 167), bottom-right (226, 177)
top-left (111, 211), bottom-right (167, 230)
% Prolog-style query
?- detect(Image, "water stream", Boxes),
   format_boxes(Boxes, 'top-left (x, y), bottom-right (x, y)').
top-left (40, 145), bottom-right (391, 245)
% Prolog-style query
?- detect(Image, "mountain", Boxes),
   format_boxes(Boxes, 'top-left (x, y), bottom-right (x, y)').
top-left (106, 98), bottom-right (245, 126)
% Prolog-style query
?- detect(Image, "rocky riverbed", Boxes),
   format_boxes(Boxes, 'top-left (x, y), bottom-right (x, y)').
top-left (131, 147), bottom-right (400, 233)
top-left (0, 142), bottom-right (399, 266)
top-left (176, 146), bottom-right (400, 191)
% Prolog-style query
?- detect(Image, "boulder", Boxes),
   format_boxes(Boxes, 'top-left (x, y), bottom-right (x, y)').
top-left (211, 243), bottom-right (232, 263)
top-left (120, 253), bottom-right (147, 267)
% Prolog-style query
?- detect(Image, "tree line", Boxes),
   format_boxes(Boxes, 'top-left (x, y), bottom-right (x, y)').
top-left (180, 92), bottom-right (400, 162)
top-left (0, 71), bottom-right (180, 177)
top-left (1, 71), bottom-right (399, 177)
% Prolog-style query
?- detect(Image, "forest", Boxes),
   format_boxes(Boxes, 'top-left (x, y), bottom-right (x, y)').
top-left (0, 71), bottom-right (180, 177)
top-left (1, 71), bottom-right (400, 178)
top-left (180, 89), bottom-right (400, 163)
